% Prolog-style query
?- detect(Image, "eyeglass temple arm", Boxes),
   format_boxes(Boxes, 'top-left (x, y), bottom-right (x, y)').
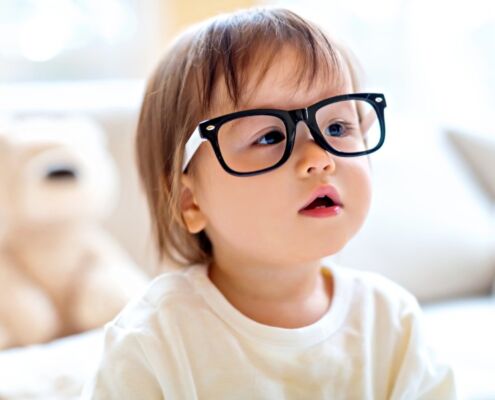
top-left (182, 127), bottom-right (207, 172)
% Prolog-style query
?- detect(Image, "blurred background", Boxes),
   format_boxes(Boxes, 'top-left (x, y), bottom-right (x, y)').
top-left (0, 1), bottom-right (494, 399)
top-left (2, 0), bottom-right (494, 134)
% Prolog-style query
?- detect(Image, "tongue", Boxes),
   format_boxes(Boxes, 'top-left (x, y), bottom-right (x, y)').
top-left (305, 197), bottom-right (333, 210)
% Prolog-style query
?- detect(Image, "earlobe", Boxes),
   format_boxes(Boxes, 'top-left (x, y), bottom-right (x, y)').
top-left (180, 174), bottom-right (207, 234)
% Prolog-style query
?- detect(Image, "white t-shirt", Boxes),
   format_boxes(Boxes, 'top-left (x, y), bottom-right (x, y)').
top-left (82, 260), bottom-right (457, 399)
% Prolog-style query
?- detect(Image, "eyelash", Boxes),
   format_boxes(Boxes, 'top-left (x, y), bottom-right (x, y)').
top-left (253, 130), bottom-right (285, 146)
top-left (323, 120), bottom-right (356, 137)
top-left (250, 119), bottom-right (358, 147)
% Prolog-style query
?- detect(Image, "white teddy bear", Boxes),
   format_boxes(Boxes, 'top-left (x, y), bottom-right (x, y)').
top-left (0, 115), bottom-right (148, 349)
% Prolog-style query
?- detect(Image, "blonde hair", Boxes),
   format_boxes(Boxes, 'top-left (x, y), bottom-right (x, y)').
top-left (135, 7), bottom-right (362, 268)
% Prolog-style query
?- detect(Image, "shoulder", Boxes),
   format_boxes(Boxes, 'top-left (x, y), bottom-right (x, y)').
top-left (83, 266), bottom-right (208, 398)
top-left (326, 259), bottom-right (421, 319)
top-left (109, 264), bottom-right (207, 332)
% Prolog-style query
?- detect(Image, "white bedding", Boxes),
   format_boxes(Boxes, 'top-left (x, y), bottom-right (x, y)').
top-left (0, 329), bottom-right (103, 400)
top-left (422, 297), bottom-right (495, 400)
top-left (0, 298), bottom-right (493, 400)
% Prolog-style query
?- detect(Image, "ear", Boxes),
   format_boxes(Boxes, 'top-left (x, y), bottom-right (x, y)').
top-left (180, 173), bottom-right (207, 234)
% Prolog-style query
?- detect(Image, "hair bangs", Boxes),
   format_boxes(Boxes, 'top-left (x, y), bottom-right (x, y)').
top-left (192, 8), bottom-right (346, 116)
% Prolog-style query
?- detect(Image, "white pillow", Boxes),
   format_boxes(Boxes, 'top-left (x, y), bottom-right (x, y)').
top-left (0, 329), bottom-right (103, 399)
top-left (446, 128), bottom-right (495, 205)
top-left (446, 129), bottom-right (495, 297)
top-left (328, 113), bottom-right (495, 302)
top-left (422, 297), bottom-right (495, 399)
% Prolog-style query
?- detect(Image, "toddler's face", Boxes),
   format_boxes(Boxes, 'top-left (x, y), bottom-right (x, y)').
top-left (181, 46), bottom-right (372, 269)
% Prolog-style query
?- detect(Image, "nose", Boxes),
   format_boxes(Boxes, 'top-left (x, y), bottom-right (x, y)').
top-left (293, 121), bottom-right (336, 177)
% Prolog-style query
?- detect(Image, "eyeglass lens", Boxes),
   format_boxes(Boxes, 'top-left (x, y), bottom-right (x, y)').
top-left (217, 99), bottom-right (380, 173)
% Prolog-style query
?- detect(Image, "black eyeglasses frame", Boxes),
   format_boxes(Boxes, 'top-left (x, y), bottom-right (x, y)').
top-left (183, 92), bottom-right (387, 177)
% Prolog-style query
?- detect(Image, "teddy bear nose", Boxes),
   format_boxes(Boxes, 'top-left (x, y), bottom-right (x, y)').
top-left (45, 165), bottom-right (78, 181)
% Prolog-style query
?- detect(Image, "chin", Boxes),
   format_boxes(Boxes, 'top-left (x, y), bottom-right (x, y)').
top-left (322, 242), bottom-right (348, 258)
top-left (290, 239), bottom-right (348, 264)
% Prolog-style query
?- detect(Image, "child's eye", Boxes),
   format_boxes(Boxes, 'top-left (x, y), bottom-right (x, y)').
top-left (323, 121), bottom-right (355, 137)
top-left (254, 130), bottom-right (286, 146)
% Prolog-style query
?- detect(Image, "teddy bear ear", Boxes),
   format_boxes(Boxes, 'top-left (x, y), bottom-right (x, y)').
top-left (63, 115), bottom-right (108, 149)
top-left (2, 114), bottom-right (107, 150)
top-left (0, 131), bottom-right (5, 150)
top-left (0, 115), bottom-right (13, 150)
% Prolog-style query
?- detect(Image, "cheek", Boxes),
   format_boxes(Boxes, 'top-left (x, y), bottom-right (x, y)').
top-left (343, 158), bottom-right (373, 220)
top-left (193, 148), bottom-right (272, 237)
top-left (200, 180), bottom-right (278, 258)
top-left (202, 175), bottom-right (275, 228)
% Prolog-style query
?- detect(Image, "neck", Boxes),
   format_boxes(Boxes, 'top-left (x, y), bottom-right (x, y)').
top-left (207, 253), bottom-right (333, 328)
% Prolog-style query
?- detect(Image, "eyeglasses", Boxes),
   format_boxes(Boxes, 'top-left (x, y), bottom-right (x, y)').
top-left (182, 92), bottom-right (386, 176)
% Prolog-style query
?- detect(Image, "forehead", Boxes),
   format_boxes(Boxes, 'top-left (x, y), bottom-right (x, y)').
top-left (209, 45), bottom-right (353, 116)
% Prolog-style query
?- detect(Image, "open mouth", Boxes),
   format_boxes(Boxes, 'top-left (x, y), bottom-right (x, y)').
top-left (299, 185), bottom-right (343, 216)
top-left (302, 195), bottom-right (336, 210)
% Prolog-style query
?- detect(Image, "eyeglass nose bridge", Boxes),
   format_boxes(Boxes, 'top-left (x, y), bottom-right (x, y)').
top-left (289, 108), bottom-right (309, 124)
top-left (287, 107), bottom-right (328, 150)
top-left (288, 108), bottom-right (315, 138)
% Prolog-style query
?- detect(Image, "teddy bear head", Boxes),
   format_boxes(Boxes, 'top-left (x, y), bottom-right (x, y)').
top-left (0, 115), bottom-right (118, 229)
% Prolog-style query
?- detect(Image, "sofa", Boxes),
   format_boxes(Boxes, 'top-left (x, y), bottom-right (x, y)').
top-left (0, 80), bottom-right (494, 399)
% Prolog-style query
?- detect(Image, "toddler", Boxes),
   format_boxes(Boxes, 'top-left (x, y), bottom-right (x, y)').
top-left (82, 7), bottom-right (456, 399)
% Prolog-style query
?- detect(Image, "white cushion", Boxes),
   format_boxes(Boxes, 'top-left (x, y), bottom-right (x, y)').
top-left (422, 297), bottom-right (495, 400)
top-left (0, 329), bottom-right (103, 399)
top-left (446, 128), bottom-right (495, 295)
top-left (445, 128), bottom-right (495, 203)
top-left (328, 114), bottom-right (495, 301)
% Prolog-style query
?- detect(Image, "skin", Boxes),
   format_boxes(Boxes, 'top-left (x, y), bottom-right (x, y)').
top-left (180, 46), bottom-right (372, 328)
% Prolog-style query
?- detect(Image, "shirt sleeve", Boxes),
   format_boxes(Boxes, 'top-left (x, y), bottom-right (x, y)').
top-left (389, 296), bottom-right (458, 400)
top-left (81, 323), bottom-right (163, 400)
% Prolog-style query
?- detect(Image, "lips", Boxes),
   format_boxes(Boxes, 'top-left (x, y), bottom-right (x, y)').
top-left (299, 185), bottom-right (343, 212)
